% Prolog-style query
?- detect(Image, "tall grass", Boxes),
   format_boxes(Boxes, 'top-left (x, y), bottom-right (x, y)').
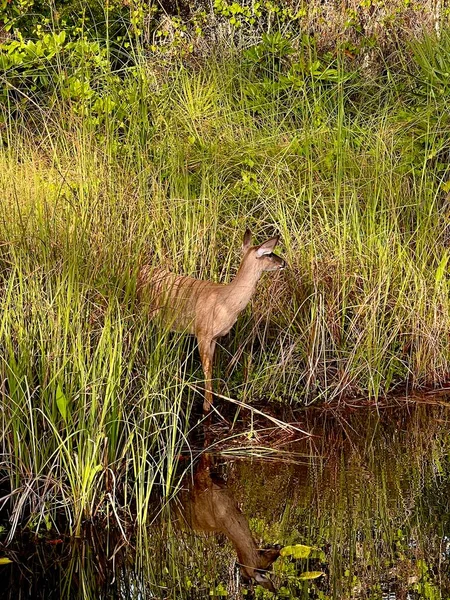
top-left (1, 33), bottom-right (450, 533)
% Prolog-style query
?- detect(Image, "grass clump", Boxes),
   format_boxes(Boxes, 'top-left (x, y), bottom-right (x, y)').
top-left (1, 29), bottom-right (450, 534)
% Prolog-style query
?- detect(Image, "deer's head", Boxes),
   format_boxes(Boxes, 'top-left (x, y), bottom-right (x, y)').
top-left (238, 545), bottom-right (281, 591)
top-left (242, 229), bottom-right (286, 272)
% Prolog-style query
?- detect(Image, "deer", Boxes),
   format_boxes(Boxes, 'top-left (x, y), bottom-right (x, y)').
top-left (137, 229), bottom-right (286, 413)
top-left (183, 453), bottom-right (281, 591)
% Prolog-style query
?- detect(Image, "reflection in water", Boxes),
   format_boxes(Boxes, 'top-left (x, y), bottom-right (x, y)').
top-left (0, 527), bottom-right (132, 599)
top-left (228, 404), bottom-right (450, 598)
top-left (181, 452), bottom-right (280, 591)
top-left (0, 404), bottom-right (449, 598)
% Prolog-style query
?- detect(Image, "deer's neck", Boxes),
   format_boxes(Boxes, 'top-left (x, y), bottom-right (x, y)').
top-left (227, 262), bottom-right (262, 312)
top-left (218, 512), bottom-right (260, 571)
top-left (230, 532), bottom-right (260, 569)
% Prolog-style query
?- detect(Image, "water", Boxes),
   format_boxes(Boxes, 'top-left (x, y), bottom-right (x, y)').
top-left (1, 403), bottom-right (449, 599)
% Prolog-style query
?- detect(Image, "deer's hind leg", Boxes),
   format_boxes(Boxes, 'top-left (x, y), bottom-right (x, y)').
top-left (198, 338), bottom-right (216, 413)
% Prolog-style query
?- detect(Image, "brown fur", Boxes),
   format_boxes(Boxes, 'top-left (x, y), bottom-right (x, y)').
top-left (185, 454), bottom-right (280, 590)
top-left (138, 229), bottom-right (286, 412)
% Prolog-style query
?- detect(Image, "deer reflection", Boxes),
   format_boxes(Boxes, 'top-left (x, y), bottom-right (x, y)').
top-left (183, 453), bottom-right (280, 591)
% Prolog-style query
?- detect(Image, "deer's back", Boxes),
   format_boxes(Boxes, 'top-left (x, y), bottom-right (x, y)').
top-left (188, 475), bottom-right (261, 568)
top-left (138, 266), bottom-right (221, 334)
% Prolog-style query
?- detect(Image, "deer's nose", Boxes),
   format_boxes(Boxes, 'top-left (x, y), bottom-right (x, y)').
top-left (280, 260), bottom-right (287, 269)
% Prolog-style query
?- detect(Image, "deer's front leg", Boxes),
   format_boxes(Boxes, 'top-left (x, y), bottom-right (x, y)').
top-left (198, 338), bottom-right (216, 413)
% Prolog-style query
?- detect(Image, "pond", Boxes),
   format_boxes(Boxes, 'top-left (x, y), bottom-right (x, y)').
top-left (1, 402), bottom-right (449, 599)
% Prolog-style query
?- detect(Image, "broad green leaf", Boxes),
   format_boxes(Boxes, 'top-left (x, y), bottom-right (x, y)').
top-left (56, 31), bottom-right (66, 45)
top-left (83, 464), bottom-right (103, 488)
top-left (435, 251), bottom-right (449, 285)
top-left (298, 571), bottom-right (325, 580)
top-left (56, 384), bottom-right (68, 423)
top-left (280, 544), bottom-right (320, 559)
top-left (0, 557), bottom-right (12, 564)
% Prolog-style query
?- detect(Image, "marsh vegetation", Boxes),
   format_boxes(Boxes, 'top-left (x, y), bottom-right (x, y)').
top-left (1, 2), bottom-right (450, 596)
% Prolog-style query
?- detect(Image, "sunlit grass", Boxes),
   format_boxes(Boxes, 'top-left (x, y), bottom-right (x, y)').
top-left (1, 37), bottom-right (450, 536)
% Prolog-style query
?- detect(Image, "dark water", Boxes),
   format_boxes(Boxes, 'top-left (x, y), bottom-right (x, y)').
top-left (1, 403), bottom-right (449, 599)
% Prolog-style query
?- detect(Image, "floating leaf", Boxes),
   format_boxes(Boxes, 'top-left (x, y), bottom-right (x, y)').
top-left (56, 384), bottom-right (68, 423)
top-left (298, 571), bottom-right (324, 580)
top-left (280, 544), bottom-right (320, 559)
top-left (0, 557), bottom-right (12, 565)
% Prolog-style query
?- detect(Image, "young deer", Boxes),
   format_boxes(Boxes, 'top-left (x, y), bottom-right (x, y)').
top-left (138, 229), bottom-right (286, 412)
top-left (185, 454), bottom-right (281, 591)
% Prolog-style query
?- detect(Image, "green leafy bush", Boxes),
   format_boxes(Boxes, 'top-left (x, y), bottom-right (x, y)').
top-left (0, 31), bottom-right (143, 132)
top-left (242, 33), bottom-right (355, 116)
top-left (395, 30), bottom-right (450, 180)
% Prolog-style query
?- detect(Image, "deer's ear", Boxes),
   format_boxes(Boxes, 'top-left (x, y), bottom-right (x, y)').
top-left (254, 572), bottom-right (276, 592)
top-left (259, 547), bottom-right (281, 567)
top-left (242, 229), bottom-right (252, 252)
top-left (255, 236), bottom-right (279, 258)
